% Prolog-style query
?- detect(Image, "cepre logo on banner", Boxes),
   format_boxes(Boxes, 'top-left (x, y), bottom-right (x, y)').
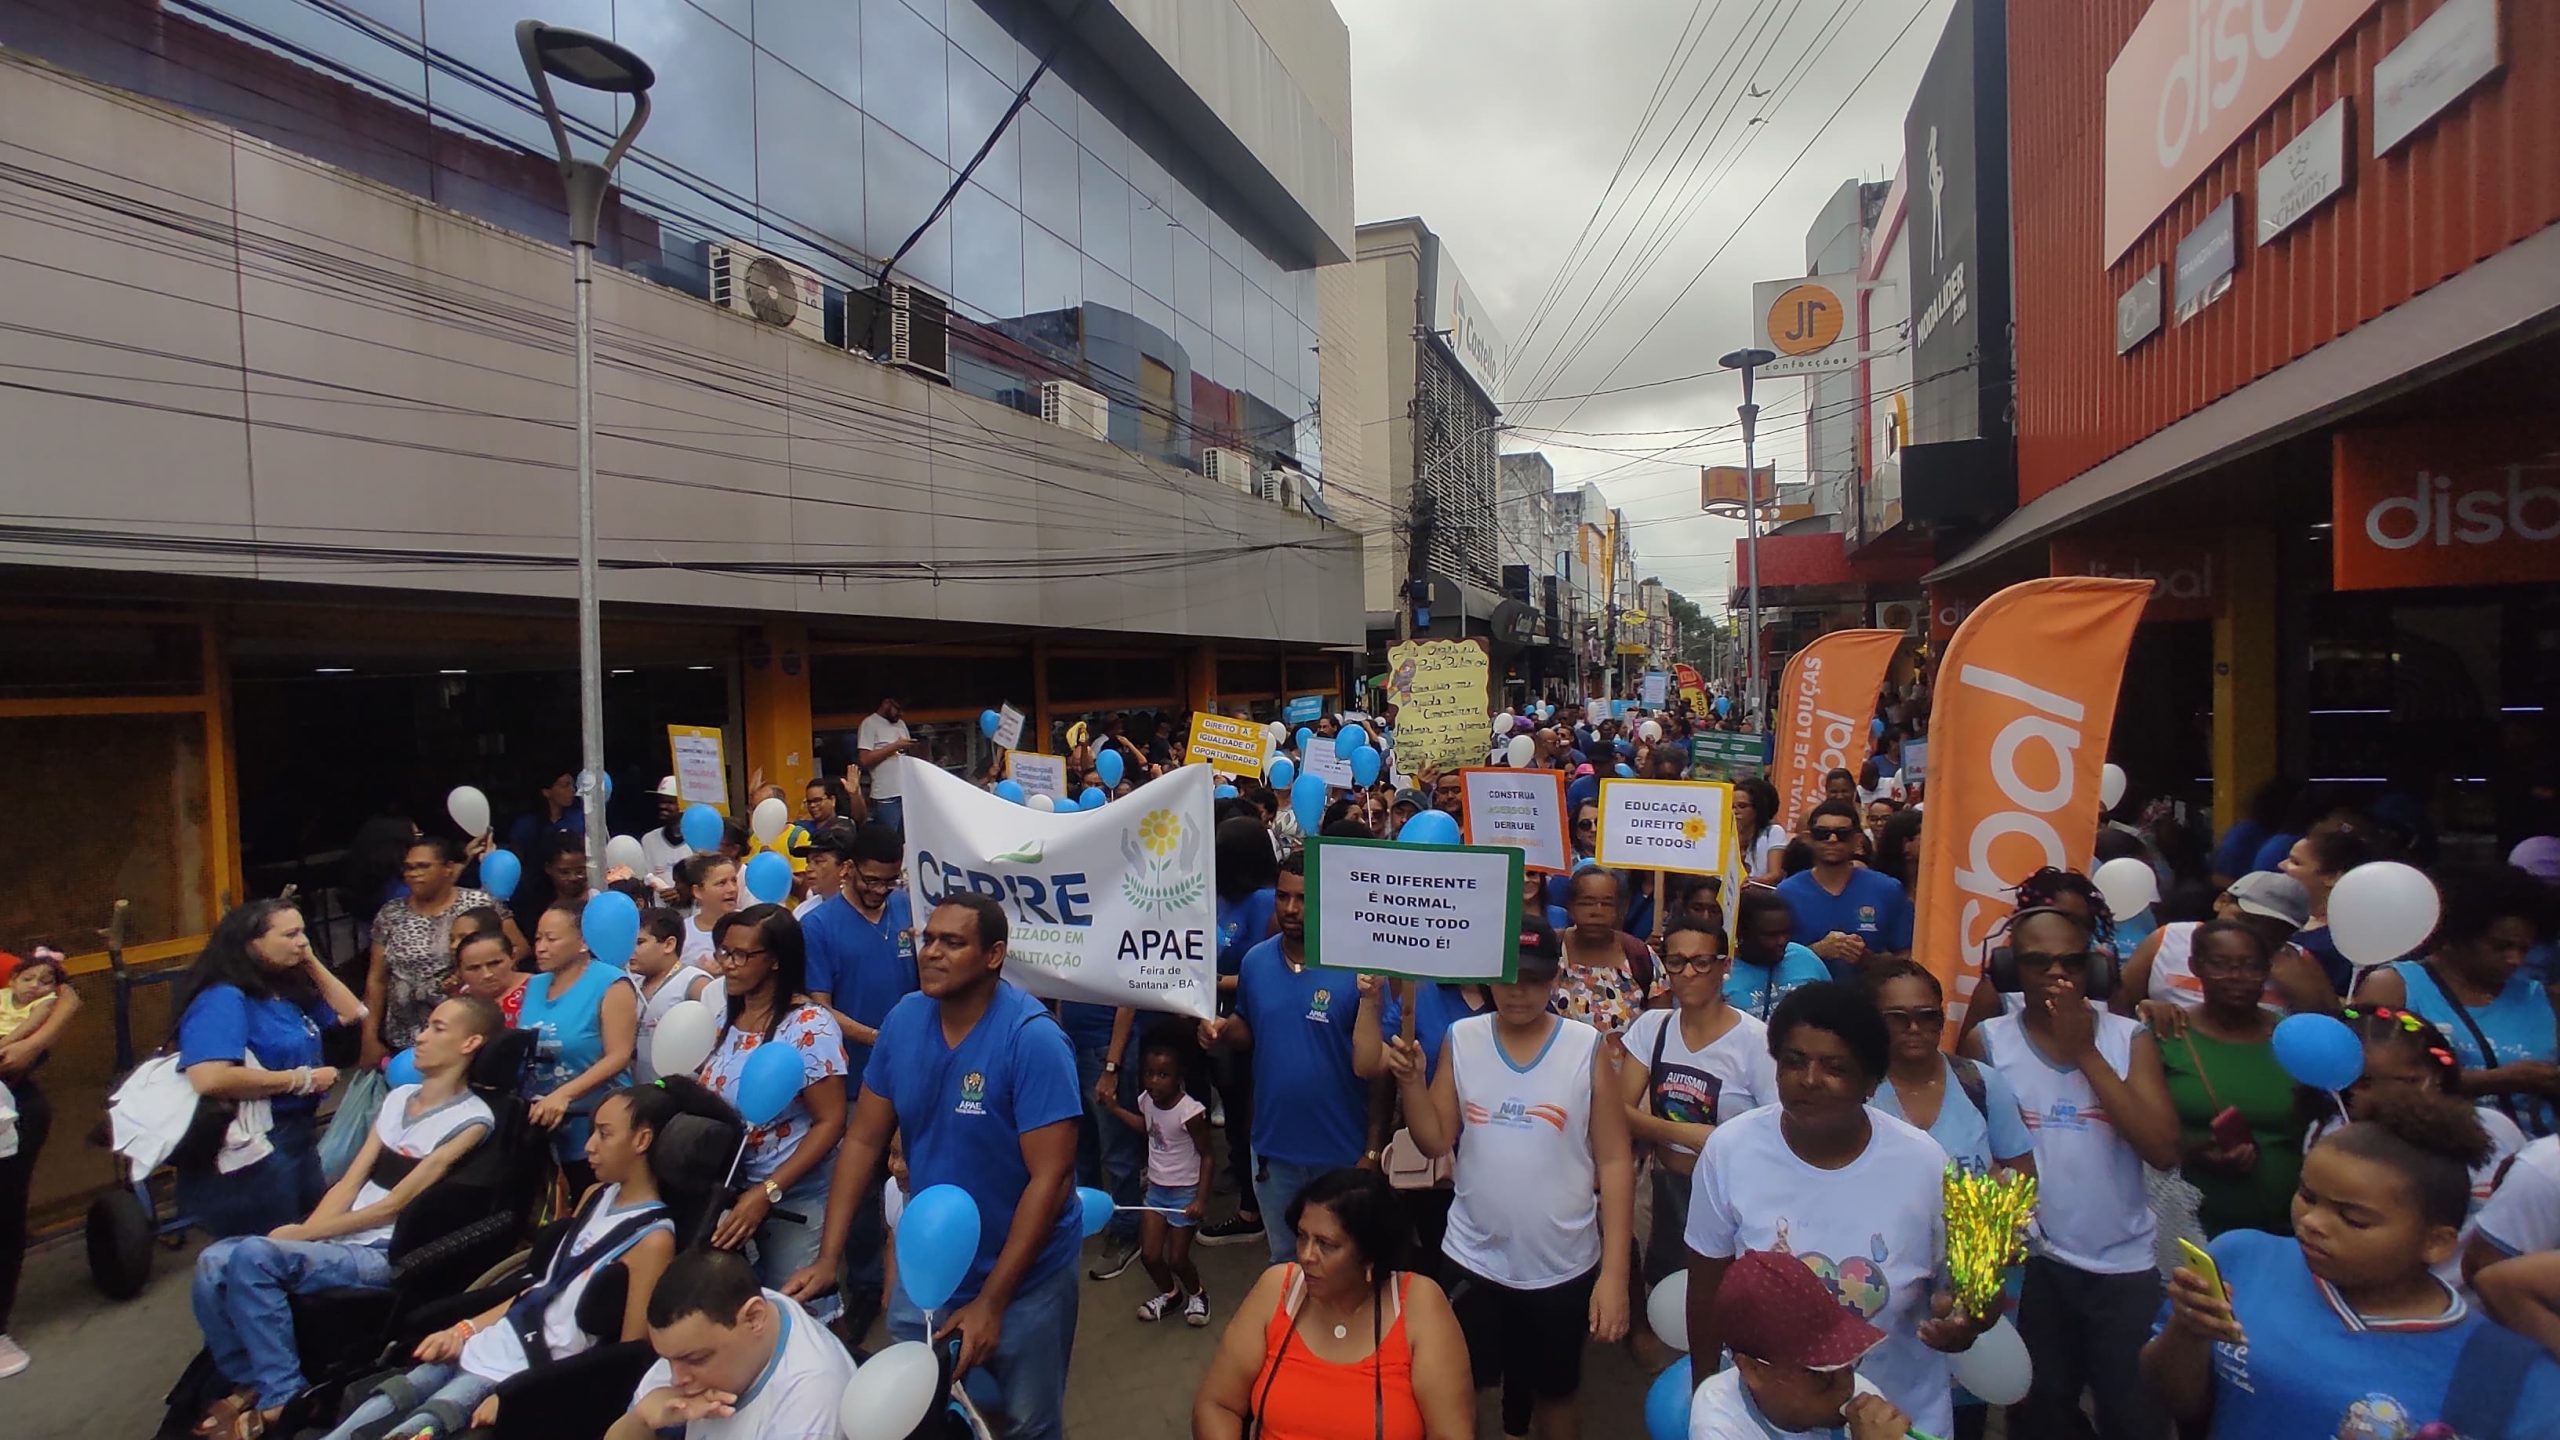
top-left (2103, 0), bottom-right (2374, 262)
top-left (2333, 421), bottom-right (2560, 591)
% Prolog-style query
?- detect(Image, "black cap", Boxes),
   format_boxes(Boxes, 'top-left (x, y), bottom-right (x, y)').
top-left (796, 819), bottom-right (858, 858)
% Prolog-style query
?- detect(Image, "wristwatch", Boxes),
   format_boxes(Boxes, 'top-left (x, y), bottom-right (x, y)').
top-left (762, 1179), bottom-right (784, 1205)
top-left (1101, 1061), bottom-right (1120, 1074)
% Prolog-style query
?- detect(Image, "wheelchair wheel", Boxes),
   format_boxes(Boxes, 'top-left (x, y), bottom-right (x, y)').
top-left (88, 1186), bottom-right (157, 1299)
top-left (466, 1247), bottom-right (532, 1294)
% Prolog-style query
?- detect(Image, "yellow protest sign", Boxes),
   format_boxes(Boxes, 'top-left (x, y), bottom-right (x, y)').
top-left (1387, 639), bottom-right (1491, 772)
top-left (1186, 712), bottom-right (1270, 778)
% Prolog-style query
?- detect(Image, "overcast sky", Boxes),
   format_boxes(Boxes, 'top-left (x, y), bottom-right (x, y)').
top-left (1333, 0), bottom-right (1956, 609)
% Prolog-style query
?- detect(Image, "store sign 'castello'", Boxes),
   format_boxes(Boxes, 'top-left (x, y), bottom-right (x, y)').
top-left (2104, 0), bottom-right (2374, 262)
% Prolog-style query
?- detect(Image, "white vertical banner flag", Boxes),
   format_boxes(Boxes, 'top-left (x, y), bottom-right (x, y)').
top-left (895, 757), bottom-right (1217, 1019)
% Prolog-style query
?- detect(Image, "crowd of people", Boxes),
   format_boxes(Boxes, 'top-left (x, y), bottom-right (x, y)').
top-left (8, 680), bottom-right (2560, 1440)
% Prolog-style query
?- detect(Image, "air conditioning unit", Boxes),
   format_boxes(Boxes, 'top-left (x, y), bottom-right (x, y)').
top-left (1203, 447), bottom-right (1256, 492)
top-left (708, 240), bottom-right (825, 344)
top-left (1875, 600), bottom-right (1923, 635)
top-left (1267, 469), bottom-right (1303, 511)
top-left (1038, 380), bottom-right (1110, 441)
top-left (845, 282), bottom-right (950, 379)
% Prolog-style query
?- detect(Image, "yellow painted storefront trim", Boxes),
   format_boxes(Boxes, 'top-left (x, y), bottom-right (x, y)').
top-left (2212, 529), bottom-right (2278, 834)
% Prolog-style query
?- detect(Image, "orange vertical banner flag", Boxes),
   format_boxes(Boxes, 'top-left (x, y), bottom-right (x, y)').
top-left (1772, 628), bottom-right (1905, 830)
top-left (1912, 577), bottom-right (2153, 1043)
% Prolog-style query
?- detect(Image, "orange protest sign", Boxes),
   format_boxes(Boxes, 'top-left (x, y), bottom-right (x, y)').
top-left (1771, 629), bottom-right (1903, 831)
top-left (1911, 578), bottom-right (2152, 1042)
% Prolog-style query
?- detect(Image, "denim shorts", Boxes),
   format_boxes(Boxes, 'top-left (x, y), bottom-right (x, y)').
top-left (1145, 1183), bottom-right (1199, 1229)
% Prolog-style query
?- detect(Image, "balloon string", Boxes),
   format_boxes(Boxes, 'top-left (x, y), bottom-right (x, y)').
top-left (2332, 1089), bottom-right (2350, 1126)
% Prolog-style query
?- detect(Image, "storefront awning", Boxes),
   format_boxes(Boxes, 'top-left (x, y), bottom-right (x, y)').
top-left (1928, 222), bottom-right (2560, 583)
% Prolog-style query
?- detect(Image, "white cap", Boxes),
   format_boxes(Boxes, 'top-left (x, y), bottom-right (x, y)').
top-left (653, 774), bottom-right (682, 798)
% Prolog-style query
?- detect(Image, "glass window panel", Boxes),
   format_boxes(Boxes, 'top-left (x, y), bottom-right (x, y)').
top-left (754, 52), bottom-right (865, 261)
top-left (1211, 255), bottom-right (1244, 346)
top-left (945, 0), bottom-right (1022, 77)
top-left (1022, 220), bottom-right (1082, 315)
top-left (1172, 226), bottom-right (1211, 326)
top-left (752, 0), bottom-right (860, 102)
top-left (860, 0), bottom-right (949, 161)
top-left (1213, 339), bottom-right (1245, 390)
top-left (864, 119), bottom-right (954, 293)
top-left (1209, 210), bottom-right (1241, 268)
top-left (1244, 281), bottom-right (1274, 372)
top-left (200, 0), bottom-right (427, 101)
top-left (1297, 268), bottom-right (1320, 325)
top-left (1076, 83), bottom-right (1128, 180)
top-left (1131, 287), bottom-right (1175, 354)
top-left (1028, 60), bottom-right (1076, 137)
top-left (945, 44), bottom-right (1020, 205)
top-left (1139, 356), bottom-right (1177, 449)
top-left (1016, 110), bottom-right (1078, 245)
top-left (1078, 150), bottom-right (1130, 280)
top-left (691, 0), bottom-right (750, 36)
top-left (1247, 360), bottom-right (1276, 417)
top-left (950, 182), bottom-right (1023, 320)
top-left (1168, 155), bottom-right (1211, 240)
top-left (1176, 316), bottom-right (1212, 388)
top-left (1081, 256), bottom-right (1130, 317)
top-left (426, 0), bottom-right (614, 152)
top-left (1130, 206), bottom-right (1174, 314)
top-left (614, 0), bottom-right (757, 205)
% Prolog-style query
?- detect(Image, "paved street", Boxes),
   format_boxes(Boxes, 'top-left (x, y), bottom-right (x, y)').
top-left (8, 1215), bottom-right (1655, 1440)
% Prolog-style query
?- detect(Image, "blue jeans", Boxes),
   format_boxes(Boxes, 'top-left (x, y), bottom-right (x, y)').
top-left (192, 1235), bottom-right (395, 1407)
top-left (182, 1111), bottom-right (323, 1241)
top-left (871, 796), bottom-right (905, 835)
top-left (318, 1362), bottom-right (497, 1440)
top-left (747, 1169), bottom-right (841, 1323)
top-left (890, 1256), bottom-right (1079, 1440)
top-left (1254, 1158), bottom-right (1335, 1265)
top-left (1074, 1043), bottom-right (1143, 1244)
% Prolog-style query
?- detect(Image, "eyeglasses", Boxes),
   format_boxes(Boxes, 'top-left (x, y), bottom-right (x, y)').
top-left (1659, 952), bottom-right (1724, 973)
top-left (1809, 826), bottom-right (1858, 842)
top-left (716, 945), bottom-right (771, 962)
top-left (1879, 1007), bottom-right (1947, 1029)
top-left (1573, 819), bottom-right (1599, 830)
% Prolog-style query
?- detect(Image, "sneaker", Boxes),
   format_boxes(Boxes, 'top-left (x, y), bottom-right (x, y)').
top-left (1136, 1289), bottom-right (1181, 1323)
top-left (0, 1334), bottom-right (24, 1379)
top-left (1087, 1235), bottom-right (1139, 1281)
top-left (1197, 1213), bottom-right (1265, 1247)
top-left (1183, 1291), bottom-right (1212, 1328)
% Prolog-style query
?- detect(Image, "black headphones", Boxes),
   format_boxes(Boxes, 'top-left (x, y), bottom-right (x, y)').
top-left (1984, 904), bottom-right (2118, 1000)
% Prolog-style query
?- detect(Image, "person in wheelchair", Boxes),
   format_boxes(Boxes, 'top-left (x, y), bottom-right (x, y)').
top-left (316, 1078), bottom-right (731, 1440)
top-left (608, 1248), bottom-right (852, 1440)
top-left (189, 997), bottom-right (504, 1440)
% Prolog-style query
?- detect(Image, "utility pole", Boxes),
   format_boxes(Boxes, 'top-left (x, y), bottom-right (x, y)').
top-left (1719, 347), bottom-right (1776, 730)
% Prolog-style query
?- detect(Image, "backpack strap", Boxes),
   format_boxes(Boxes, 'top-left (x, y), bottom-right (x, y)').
top-left (506, 1197), bottom-right (668, 1367)
top-left (1645, 1012), bottom-right (1673, 1117)
top-left (1948, 1055), bottom-right (1990, 1121)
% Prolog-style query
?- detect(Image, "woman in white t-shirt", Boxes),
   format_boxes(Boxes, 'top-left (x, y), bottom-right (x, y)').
top-left (673, 855), bottom-right (740, 970)
top-left (1385, 924), bottom-right (1633, 1440)
top-left (321, 1082), bottom-right (698, 1440)
top-left (1734, 778), bottom-right (1791, 885)
top-left (1101, 1032), bottom-right (1214, 1327)
top-left (1684, 981), bottom-right (1986, 1440)
top-left (1618, 915), bottom-right (1775, 1290)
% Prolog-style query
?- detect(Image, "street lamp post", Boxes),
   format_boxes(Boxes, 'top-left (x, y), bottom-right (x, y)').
top-left (1718, 347), bottom-right (1776, 731)
top-left (517, 20), bottom-right (655, 891)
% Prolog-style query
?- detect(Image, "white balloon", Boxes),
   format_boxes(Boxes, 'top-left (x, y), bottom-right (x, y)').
top-left (1027, 792), bottom-right (1057, 813)
top-left (1949, 1317), bottom-right (2032, 1406)
top-left (2092, 856), bottom-right (2160, 919)
top-left (2329, 860), bottom-right (2442, 965)
top-left (1645, 1271), bottom-right (1689, 1352)
top-left (1506, 734), bottom-right (1536, 768)
top-left (650, 999), bottom-right (719, 1079)
top-left (605, 833), bottom-right (647, 875)
top-left (838, 1340), bottom-right (942, 1440)
top-left (1492, 712), bottom-right (1516, 736)
top-left (2100, 762), bottom-right (2128, 810)
top-left (1268, 721), bottom-right (1289, 747)
top-left (446, 785), bottom-right (491, 838)
top-left (751, 796), bottom-right (791, 845)
top-left (1639, 719), bottom-right (1663, 744)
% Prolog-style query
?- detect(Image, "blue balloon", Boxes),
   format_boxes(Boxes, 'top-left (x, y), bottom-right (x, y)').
top-left (735, 1040), bottom-right (806, 1127)
top-left (1077, 1186), bottom-right (1115, 1239)
top-left (478, 847), bottom-right (522, 902)
top-left (1351, 747), bottom-right (1383, 787)
top-left (384, 1047), bottom-right (421, 1089)
top-left (1096, 749), bottom-right (1126, 789)
top-left (679, 803), bottom-right (724, 853)
top-left (1337, 724), bottom-right (1370, 754)
top-left (1616, 763), bottom-right (1635, 778)
top-left (1644, 1358), bottom-right (1693, 1440)
top-left (897, 1185), bottom-right (983, 1313)
top-left (1615, 739), bottom-right (1635, 759)
top-left (1398, 809), bottom-right (1461, 846)
top-left (1295, 727), bottom-right (1316, 755)
top-left (1080, 786), bottom-right (1107, 811)
top-left (743, 850), bottom-right (792, 905)
top-left (1290, 773), bottom-right (1328, 833)
top-left (582, 888), bottom-right (640, 966)
top-left (1216, 784), bottom-right (1239, 800)
top-left (2274, 1012), bottom-right (2365, 1091)
top-left (994, 779), bottom-right (1026, 804)
top-left (1268, 757), bottom-right (1297, 788)
top-left (979, 708), bottom-right (1001, 739)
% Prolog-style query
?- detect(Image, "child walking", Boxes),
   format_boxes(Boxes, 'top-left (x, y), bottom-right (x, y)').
top-left (1105, 1029), bottom-right (1212, 1326)
top-left (623, 909), bottom-right (718, 1084)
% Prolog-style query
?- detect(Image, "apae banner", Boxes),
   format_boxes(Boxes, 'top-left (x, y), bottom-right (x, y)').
top-left (895, 757), bottom-right (1217, 1019)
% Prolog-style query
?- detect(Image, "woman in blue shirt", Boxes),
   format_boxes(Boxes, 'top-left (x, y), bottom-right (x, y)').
top-left (1726, 890), bottom-right (1831, 1022)
top-left (2145, 1085), bottom-right (2560, 1438)
top-left (517, 903), bottom-right (636, 1190)
top-left (2357, 865), bottom-right (2560, 1140)
top-left (173, 899), bottom-right (368, 1238)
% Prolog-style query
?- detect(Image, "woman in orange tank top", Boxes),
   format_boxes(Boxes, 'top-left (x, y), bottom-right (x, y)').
top-left (1193, 1169), bottom-right (1473, 1440)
